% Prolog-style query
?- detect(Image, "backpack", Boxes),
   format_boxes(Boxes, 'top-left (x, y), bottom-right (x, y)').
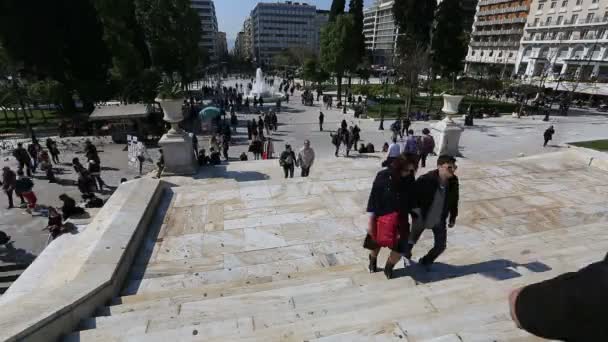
top-left (405, 137), bottom-right (418, 154)
top-left (422, 135), bottom-right (435, 154)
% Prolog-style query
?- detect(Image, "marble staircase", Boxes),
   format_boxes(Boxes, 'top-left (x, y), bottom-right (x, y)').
top-left (64, 151), bottom-right (608, 341)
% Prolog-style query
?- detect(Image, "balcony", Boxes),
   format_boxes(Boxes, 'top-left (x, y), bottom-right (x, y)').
top-left (475, 17), bottom-right (527, 26)
top-left (472, 28), bottom-right (524, 36)
top-left (478, 0), bottom-right (518, 5)
top-left (469, 40), bottom-right (520, 48)
top-left (477, 5), bottom-right (529, 16)
top-left (527, 17), bottom-right (608, 30)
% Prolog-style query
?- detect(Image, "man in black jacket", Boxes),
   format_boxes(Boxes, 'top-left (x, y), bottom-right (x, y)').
top-left (405, 155), bottom-right (459, 270)
top-left (509, 253), bottom-right (608, 340)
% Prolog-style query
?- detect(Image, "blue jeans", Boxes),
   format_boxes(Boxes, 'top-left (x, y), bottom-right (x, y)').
top-left (420, 221), bottom-right (447, 265)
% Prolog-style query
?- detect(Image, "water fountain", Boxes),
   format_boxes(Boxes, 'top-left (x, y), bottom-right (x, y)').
top-left (247, 68), bottom-right (285, 103)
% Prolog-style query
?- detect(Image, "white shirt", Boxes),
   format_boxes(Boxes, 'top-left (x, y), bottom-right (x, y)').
top-left (387, 143), bottom-right (401, 158)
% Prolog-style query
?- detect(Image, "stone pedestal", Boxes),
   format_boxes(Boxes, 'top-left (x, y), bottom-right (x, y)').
top-left (158, 132), bottom-right (197, 176)
top-left (432, 117), bottom-right (464, 157)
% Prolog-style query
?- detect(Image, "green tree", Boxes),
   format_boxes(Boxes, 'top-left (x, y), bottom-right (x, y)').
top-left (432, 0), bottom-right (467, 78)
top-left (134, 0), bottom-right (203, 84)
top-left (348, 0), bottom-right (365, 67)
top-left (93, 0), bottom-right (152, 103)
top-left (393, 0), bottom-right (437, 54)
top-left (320, 14), bottom-right (355, 105)
top-left (0, 0), bottom-right (111, 114)
top-left (329, 0), bottom-right (346, 22)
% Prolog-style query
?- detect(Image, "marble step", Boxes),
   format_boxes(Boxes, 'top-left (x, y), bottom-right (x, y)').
top-left (421, 334), bottom-right (463, 342)
top-left (102, 263), bottom-right (368, 316)
top-left (291, 322), bottom-right (409, 342)
top-left (110, 222), bottom-right (603, 319)
top-left (72, 246), bottom-right (588, 341)
top-left (80, 272), bottom-right (415, 336)
top-left (89, 239), bottom-right (608, 341)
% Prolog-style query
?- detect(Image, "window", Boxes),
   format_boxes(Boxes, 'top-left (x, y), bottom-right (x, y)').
top-left (480, 51), bottom-right (484, 56)
top-left (576, 0), bottom-right (583, 5)
top-left (538, 3), bottom-right (544, 9)
top-left (581, 29), bottom-right (588, 38)
top-left (551, 2), bottom-right (557, 8)
top-left (489, 51), bottom-right (494, 57)
top-left (562, 0), bottom-right (568, 6)
top-left (471, 50), bottom-right (476, 56)
top-left (546, 17), bottom-right (553, 24)
top-left (534, 18), bottom-right (540, 25)
top-left (509, 52), bottom-right (514, 57)
top-left (587, 13), bottom-right (595, 22)
top-left (498, 51), bottom-right (503, 57)
top-left (571, 14), bottom-right (579, 23)
top-left (557, 16), bottom-right (563, 24)
top-left (598, 28), bottom-right (606, 38)
top-left (592, 0), bottom-right (598, 3)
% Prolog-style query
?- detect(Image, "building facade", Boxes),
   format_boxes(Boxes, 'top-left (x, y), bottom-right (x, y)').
top-left (363, 0), bottom-right (478, 68)
top-left (515, 0), bottom-right (608, 81)
top-left (190, 0), bottom-right (220, 61)
top-left (235, 17), bottom-right (253, 60)
top-left (465, 0), bottom-right (532, 76)
top-left (216, 31), bottom-right (228, 60)
top-left (249, 1), bottom-right (327, 65)
top-left (363, 0), bottom-right (399, 67)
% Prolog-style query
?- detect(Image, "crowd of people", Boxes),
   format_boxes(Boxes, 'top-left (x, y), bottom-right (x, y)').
top-left (1, 137), bottom-right (107, 242)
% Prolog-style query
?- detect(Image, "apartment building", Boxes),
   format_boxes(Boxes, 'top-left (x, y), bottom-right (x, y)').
top-left (515, 0), bottom-right (608, 81)
top-left (190, 0), bottom-right (220, 61)
top-left (235, 17), bottom-right (253, 60)
top-left (249, 1), bottom-right (328, 65)
top-left (465, 0), bottom-right (532, 75)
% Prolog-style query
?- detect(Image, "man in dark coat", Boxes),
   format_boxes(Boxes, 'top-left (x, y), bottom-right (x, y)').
top-left (12, 143), bottom-right (32, 177)
top-left (405, 155), bottom-right (459, 269)
top-left (1, 167), bottom-right (17, 209)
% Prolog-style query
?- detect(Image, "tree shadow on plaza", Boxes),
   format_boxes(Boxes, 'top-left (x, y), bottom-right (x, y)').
top-left (391, 259), bottom-right (551, 284)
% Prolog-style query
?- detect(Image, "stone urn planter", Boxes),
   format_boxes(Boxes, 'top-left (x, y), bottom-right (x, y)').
top-left (155, 97), bottom-right (184, 135)
top-left (441, 94), bottom-right (465, 122)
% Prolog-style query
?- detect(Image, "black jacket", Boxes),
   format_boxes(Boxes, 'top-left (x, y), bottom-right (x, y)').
top-left (414, 170), bottom-right (459, 223)
top-left (367, 169), bottom-right (416, 217)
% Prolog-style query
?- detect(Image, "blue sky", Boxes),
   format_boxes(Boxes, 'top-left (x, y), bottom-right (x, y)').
top-left (215, 0), bottom-right (375, 49)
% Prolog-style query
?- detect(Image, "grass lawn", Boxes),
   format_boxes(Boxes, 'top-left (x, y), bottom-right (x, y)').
top-left (0, 109), bottom-right (60, 134)
top-left (571, 140), bottom-right (608, 151)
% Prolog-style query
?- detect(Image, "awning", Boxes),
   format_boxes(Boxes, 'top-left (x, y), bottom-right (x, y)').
top-left (89, 104), bottom-right (156, 121)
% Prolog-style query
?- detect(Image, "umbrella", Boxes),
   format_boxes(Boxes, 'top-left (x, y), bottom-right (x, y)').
top-left (199, 106), bottom-right (221, 121)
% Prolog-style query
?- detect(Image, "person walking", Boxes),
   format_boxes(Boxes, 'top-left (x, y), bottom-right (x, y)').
top-left (279, 144), bottom-right (296, 178)
top-left (297, 140), bottom-right (315, 177)
top-left (364, 154), bottom-right (419, 279)
top-left (84, 140), bottom-right (100, 164)
top-left (402, 116), bottom-right (411, 137)
top-left (404, 155), bottom-right (460, 270)
top-left (230, 112), bottom-right (238, 133)
top-left (88, 160), bottom-right (105, 191)
top-left (15, 170), bottom-right (36, 213)
top-left (319, 111), bottom-right (325, 131)
top-left (247, 120), bottom-right (252, 140)
top-left (352, 125), bottom-right (361, 151)
top-left (383, 137), bottom-right (402, 168)
top-left (543, 125), bottom-right (555, 147)
top-left (192, 133), bottom-right (199, 160)
top-left (221, 134), bottom-right (230, 160)
top-left (27, 142), bottom-right (40, 173)
top-left (155, 149), bottom-right (165, 179)
top-left (13, 143), bottom-right (32, 177)
top-left (250, 134), bottom-right (263, 160)
top-left (404, 130), bottom-right (418, 155)
top-left (1, 167), bottom-right (17, 209)
top-left (48, 139), bottom-right (60, 164)
top-left (419, 128), bottom-right (435, 168)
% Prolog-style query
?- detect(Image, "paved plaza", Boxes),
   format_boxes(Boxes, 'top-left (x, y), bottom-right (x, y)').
top-left (2, 81), bottom-right (608, 265)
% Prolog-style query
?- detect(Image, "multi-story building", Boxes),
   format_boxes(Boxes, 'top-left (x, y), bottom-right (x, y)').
top-left (216, 31), bottom-right (228, 60)
top-left (363, 0), bottom-right (478, 68)
top-left (235, 17), bottom-right (253, 60)
top-left (249, 1), bottom-right (328, 65)
top-left (363, 0), bottom-right (399, 67)
top-left (190, 0), bottom-right (220, 61)
top-left (465, 0), bottom-right (532, 76)
top-left (515, 0), bottom-right (608, 81)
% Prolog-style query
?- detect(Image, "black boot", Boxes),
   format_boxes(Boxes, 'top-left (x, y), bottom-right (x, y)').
top-left (368, 255), bottom-right (377, 273)
top-left (384, 261), bottom-right (395, 279)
